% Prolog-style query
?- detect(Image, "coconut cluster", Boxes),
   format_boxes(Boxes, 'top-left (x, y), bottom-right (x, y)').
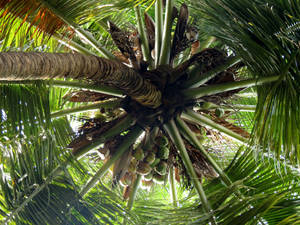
top-left (120, 135), bottom-right (170, 198)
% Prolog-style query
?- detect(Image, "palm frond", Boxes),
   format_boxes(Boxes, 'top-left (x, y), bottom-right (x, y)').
top-left (0, 82), bottom-right (51, 140)
top-left (0, 130), bottom-right (134, 224)
top-left (145, 147), bottom-right (300, 224)
top-left (198, 0), bottom-right (300, 165)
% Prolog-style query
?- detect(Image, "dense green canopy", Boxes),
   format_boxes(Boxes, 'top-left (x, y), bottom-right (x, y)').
top-left (0, 0), bottom-right (300, 224)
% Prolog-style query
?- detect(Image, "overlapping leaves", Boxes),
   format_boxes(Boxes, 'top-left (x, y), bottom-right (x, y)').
top-left (199, 0), bottom-right (300, 165)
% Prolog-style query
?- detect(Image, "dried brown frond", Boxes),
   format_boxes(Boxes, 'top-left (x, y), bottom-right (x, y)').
top-left (68, 115), bottom-right (126, 156)
top-left (0, 0), bottom-right (73, 38)
top-left (210, 114), bottom-right (250, 139)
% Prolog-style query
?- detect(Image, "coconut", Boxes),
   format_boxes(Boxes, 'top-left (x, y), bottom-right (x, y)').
top-left (202, 101), bottom-right (214, 109)
top-left (215, 108), bottom-right (225, 117)
top-left (136, 162), bottom-right (152, 175)
top-left (144, 152), bottom-right (156, 164)
top-left (150, 158), bottom-right (160, 167)
top-left (133, 147), bottom-right (145, 160)
top-left (142, 179), bottom-right (154, 187)
top-left (128, 159), bottom-right (137, 173)
top-left (144, 171), bottom-right (153, 181)
top-left (153, 174), bottom-right (165, 184)
top-left (157, 146), bottom-right (169, 159)
top-left (155, 161), bottom-right (168, 175)
top-left (121, 172), bottom-right (133, 186)
top-left (155, 135), bottom-right (169, 147)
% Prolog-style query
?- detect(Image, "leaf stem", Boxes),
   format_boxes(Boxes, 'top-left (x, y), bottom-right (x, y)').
top-left (134, 7), bottom-right (152, 66)
top-left (164, 119), bottom-right (216, 224)
top-left (50, 80), bottom-right (124, 97)
top-left (199, 36), bottom-right (216, 51)
top-left (176, 118), bottom-right (232, 186)
top-left (73, 115), bottom-right (135, 158)
top-left (183, 75), bottom-right (280, 100)
top-left (182, 56), bottom-right (241, 88)
top-left (127, 175), bottom-right (142, 210)
top-left (50, 99), bottom-right (122, 118)
top-left (169, 166), bottom-right (178, 207)
top-left (4, 166), bottom-right (62, 224)
top-left (79, 125), bottom-right (143, 197)
top-left (158, 0), bottom-right (173, 65)
top-left (154, 0), bottom-right (163, 66)
top-left (182, 110), bottom-right (248, 144)
top-left (0, 80), bottom-right (124, 97)
top-left (194, 104), bottom-right (256, 112)
top-left (54, 34), bottom-right (96, 56)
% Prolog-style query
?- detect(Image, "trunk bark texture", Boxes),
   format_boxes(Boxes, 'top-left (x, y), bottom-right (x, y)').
top-left (0, 52), bottom-right (161, 108)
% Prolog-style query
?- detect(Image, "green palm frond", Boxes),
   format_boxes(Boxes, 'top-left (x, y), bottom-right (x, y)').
top-left (2, 0), bottom-right (300, 224)
top-left (0, 132), bottom-right (133, 224)
top-left (0, 82), bottom-right (51, 140)
top-left (198, 0), bottom-right (300, 165)
top-left (146, 148), bottom-right (300, 224)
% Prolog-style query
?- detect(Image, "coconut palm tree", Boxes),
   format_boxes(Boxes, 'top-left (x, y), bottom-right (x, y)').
top-left (0, 0), bottom-right (300, 224)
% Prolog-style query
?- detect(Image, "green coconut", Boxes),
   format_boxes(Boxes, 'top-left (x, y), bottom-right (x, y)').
top-left (133, 147), bottom-right (145, 160)
top-left (144, 152), bottom-right (156, 164)
top-left (215, 108), bottom-right (225, 117)
top-left (153, 174), bottom-right (165, 184)
top-left (155, 135), bottom-right (169, 147)
top-left (157, 146), bottom-right (169, 159)
top-left (144, 171), bottom-right (153, 181)
top-left (150, 158), bottom-right (160, 167)
top-left (155, 161), bottom-right (168, 175)
top-left (136, 162), bottom-right (152, 175)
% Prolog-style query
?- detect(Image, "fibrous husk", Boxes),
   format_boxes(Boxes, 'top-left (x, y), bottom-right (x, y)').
top-left (98, 147), bottom-right (110, 160)
top-left (63, 90), bottom-right (114, 102)
top-left (69, 116), bottom-right (125, 156)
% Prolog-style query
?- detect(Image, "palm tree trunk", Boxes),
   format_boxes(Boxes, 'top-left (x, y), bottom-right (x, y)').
top-left (0, 52), bottom-right (162, 108)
